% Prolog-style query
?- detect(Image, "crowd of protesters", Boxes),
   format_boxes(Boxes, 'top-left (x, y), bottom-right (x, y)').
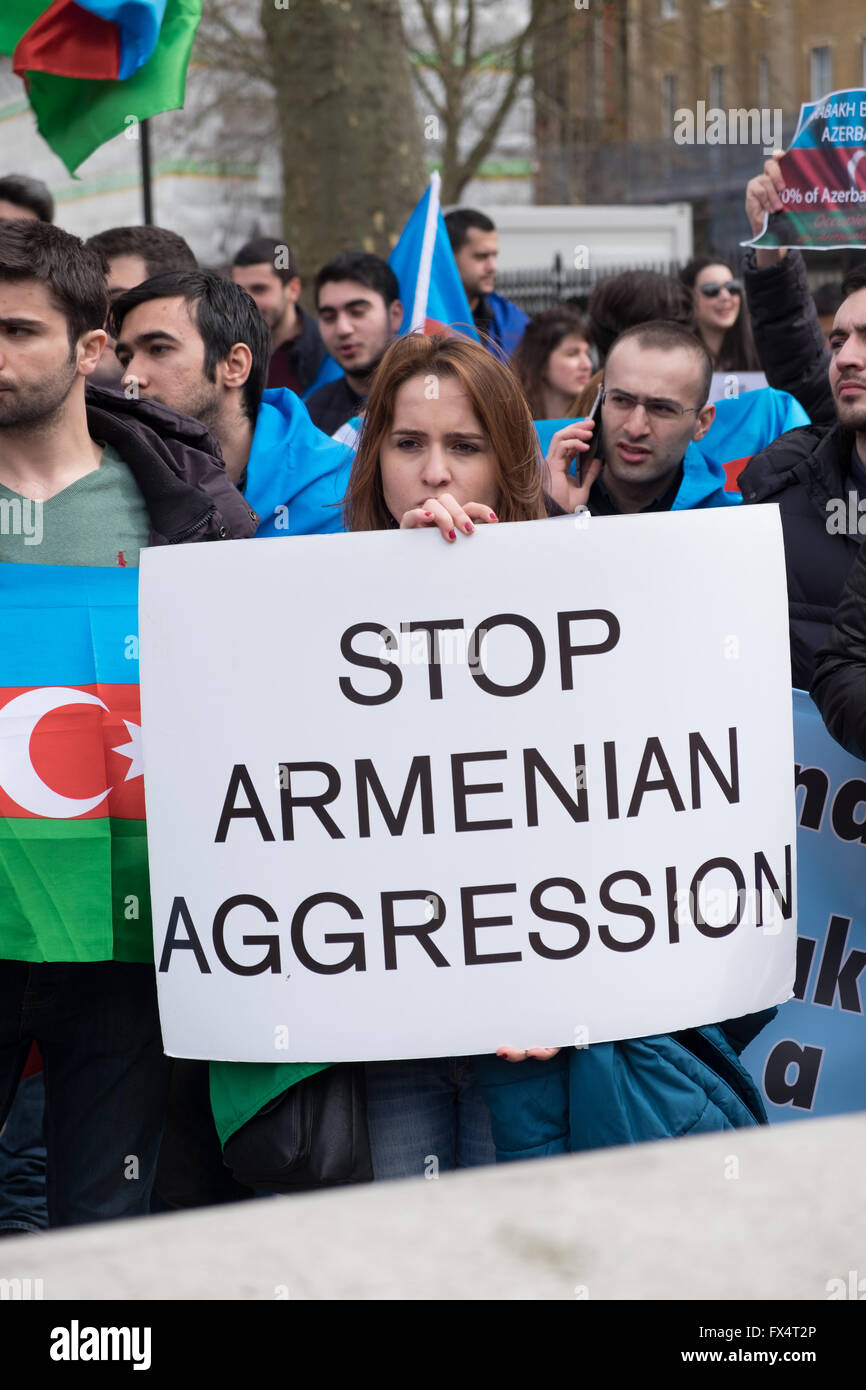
top-left (0, 152), bottom-right (865, 1230)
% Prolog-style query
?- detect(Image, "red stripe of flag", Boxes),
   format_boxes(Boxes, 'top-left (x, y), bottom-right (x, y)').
top-left (14, 0), bottom-right (121, 82)
top-left (724, 455), bottom-right (750, 493)
top-left (0, 683), bottom-right (144, 820)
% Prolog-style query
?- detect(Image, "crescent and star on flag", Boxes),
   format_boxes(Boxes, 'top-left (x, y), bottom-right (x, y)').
top-left (0, 687), bottom-right (143, 818)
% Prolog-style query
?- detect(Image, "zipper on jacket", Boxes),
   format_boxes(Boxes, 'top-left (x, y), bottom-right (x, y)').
top-left (168, 506), bottom-right (217, 544)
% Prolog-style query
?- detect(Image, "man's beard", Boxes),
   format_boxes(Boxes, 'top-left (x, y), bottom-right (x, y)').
top-left (146, 380), bottom-right (222, 434)
top-left (0, 359), bottom-right (78, 432)
top-left (834, 392), bottom-right (866, 432)
top-left (343, 346), bottom-right (386, 381)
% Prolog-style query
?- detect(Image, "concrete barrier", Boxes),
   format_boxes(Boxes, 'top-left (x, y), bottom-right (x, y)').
top-left (1, 1112), bottom-right (864, 1300)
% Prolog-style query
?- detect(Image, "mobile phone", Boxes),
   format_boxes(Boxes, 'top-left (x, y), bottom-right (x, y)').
top-left (576, 386), bottom-right (603, 485)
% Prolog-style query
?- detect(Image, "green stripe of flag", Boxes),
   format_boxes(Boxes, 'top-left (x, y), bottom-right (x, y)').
top-left (0, 1), bottom-right (48, 57)
top-left (0, 816), bottom-right (152, 963)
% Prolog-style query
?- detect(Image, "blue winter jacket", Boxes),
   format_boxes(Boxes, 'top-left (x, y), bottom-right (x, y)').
top-left (486, 291), bottom-right (530, 358)
top-left (244, 388), bottom-right (354, 538)
top-left (474, 1014), bottom-right (774, 1161)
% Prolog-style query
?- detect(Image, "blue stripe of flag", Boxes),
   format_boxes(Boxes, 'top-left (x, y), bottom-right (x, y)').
top-left (0, 564), bottom-right (139, 686)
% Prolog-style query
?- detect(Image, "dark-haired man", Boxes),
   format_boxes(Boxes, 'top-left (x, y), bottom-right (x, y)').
top-left (306, 252), bottom-right (403, 434)
top-left (545, 321), bottom-right (724, 517)
top-left (85, 225), bottom-right (197, 386)
top-left (740, 260), bottom-right (866, 688)
top-left (0, 174), bottom-right (54, 223)
top-left (231, 235), bottom-right (325, 393)
top-left (444, 208), bottom-right (528, 356)
top-left (112, 271), bottom-right (352, 535)
top-left (0, 219), bottom-right (256, 1228)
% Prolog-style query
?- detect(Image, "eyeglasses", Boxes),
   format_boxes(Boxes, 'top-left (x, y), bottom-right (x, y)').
top-left (600, 387), bottom-right (701, 423)
top-left (698, 280), bottom-right (742, 298)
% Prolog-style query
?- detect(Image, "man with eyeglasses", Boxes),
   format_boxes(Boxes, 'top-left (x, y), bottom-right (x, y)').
top-left (544, 320), bottom-right (727, 517)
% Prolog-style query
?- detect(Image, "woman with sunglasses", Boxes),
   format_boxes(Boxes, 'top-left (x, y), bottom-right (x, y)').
top-left (680, 256), bottom-right (760, 373)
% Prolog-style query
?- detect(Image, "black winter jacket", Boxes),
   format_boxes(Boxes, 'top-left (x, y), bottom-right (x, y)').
top-left (738, 421), bottom-right (861, 690)
top-left (84, 384), bottom-right (259, 544)
top-left (811, 535), bottom-right (866, 758)
top-left (743, 249), bottom-right (834, 427)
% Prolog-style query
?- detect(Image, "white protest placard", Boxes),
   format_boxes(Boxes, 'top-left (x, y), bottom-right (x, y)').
top-left (139, 507), bottom-right (796, 1062)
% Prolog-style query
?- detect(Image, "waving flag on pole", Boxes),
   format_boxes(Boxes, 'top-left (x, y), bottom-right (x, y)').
top-left (388, 171), bottom-right (479, 338)
top-left (0, 0), bottom-right (201, 174)
top-left (303, 172), bottom-right (479, 403)
top-left (0, 564), bottom-right (151, 963)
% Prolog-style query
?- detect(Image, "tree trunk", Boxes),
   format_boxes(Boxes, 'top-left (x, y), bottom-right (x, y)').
top-left (260, 0), bottom-right (426, 282)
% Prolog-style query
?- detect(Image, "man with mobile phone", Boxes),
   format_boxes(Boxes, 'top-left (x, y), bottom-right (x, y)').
top-left (544, 320), bottom-right (728, 517)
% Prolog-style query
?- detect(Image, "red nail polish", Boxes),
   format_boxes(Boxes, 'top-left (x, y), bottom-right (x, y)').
top-left (464, 521), bottom-right (474, 533)
top-left (423, 511), bottom-right (433, 517)
top-left (449, 529), bottom-right (456, 540)
top-left (489, 511), bottom-right (497, 520)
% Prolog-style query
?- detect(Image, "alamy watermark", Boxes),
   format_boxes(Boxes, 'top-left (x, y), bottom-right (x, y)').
top-left (674, 103), bottom-right (782, 158)
top-left (0, 496), bottom-right (42, 545)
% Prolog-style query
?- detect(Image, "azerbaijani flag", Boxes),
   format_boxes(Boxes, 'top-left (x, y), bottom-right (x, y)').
top-left (302, 172), bottom-right (479, 404)
top-left (0, 0), bottom-right (201, 174)
top-left (692, 387), bottom-right (810, 493)
top-left (0, 564), bottom-right (150, 963)
top-left (388, 171), bottom-right (479, 339)
top-left (744, 86), bottom-right (866, 250)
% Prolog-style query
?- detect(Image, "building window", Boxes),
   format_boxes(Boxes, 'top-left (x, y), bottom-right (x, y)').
top-left (810, 45), bottom-right (832, 101)
top-left (662, 74), bottom-right (677, 135)
top-left (709, 65), bottom-right (725, 111)
top-left (758, 56), bottom-right (770, 109)
top-left (661, 0), bottom-right (678, 18)
top-left (708, 0), bottom-right (727, 9)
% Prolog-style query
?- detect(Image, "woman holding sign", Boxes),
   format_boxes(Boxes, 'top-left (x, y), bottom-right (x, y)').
top-left (218, 332), bottom-right (771, 1188)
top-left (343, 332), bottom-right (772, 1172)
top-left (342, 332), bottom-right (602, 1177)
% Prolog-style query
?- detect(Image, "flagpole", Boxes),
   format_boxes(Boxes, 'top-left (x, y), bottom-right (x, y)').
top-left (410, 172), bottom-right (440, 332)
top-left (140, 118), bottom-right (154, 225)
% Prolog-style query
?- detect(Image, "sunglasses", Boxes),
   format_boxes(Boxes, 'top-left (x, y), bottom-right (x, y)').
top-left (698, 280), bottom-right (742, 299)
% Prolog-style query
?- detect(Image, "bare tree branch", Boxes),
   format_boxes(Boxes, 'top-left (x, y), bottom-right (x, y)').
top-left (415, 0), bottom-right (445, 54)
top-left (413, 64), bottom-right (445, 119)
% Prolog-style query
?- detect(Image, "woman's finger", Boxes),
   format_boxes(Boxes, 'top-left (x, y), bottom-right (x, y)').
top-left (423, 496), bottom-right (459, 540)
top-left (463, 501), bottom-right (499, 524)
top-left (495, 1045), bottom-right (561, 1062)
top-left (433, 492), bottom-right (475, 536)
top-left (398, 507), bottom-right (438, 530)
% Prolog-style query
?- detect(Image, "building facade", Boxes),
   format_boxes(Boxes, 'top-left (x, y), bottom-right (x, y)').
top-left (535, 0), bottom-right (866, 256)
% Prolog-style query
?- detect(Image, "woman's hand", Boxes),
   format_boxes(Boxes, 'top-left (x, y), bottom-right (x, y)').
top-left (495, 1046), bottom-right (561, 1063)
top-left (544, 420), bottom-right (603, 514)
top-left (399, 493), bottom-right (499, 542)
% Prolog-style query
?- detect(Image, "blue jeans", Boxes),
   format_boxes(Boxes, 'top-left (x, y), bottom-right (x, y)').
top-left (0, 1071), bottom-right (48, 1235)
top-left (364, 1056), bottom-right (496, 1180)
top-left (0, 961), bottom-right (171, 1228)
